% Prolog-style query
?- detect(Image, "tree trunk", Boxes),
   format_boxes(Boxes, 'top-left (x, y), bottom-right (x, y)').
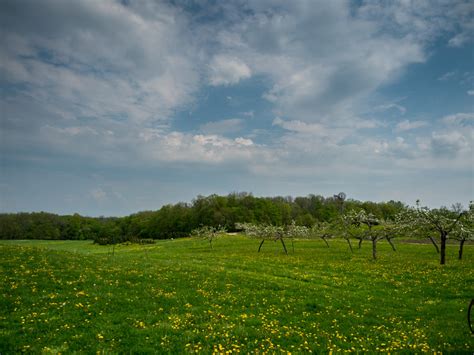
top-left (386, 237), bottom-right (396, 251)
top-left (258, 239), bottom-right (265, 252)
top-left (440, 232), bottom-right (447, 265)
top-left (459, 239), bottom-right (465, 260)
top-left (372, 239), bottom-right (377, 260)
top-left (358, 238), bottom-right (363, 249)
top-left (280, 238), bottom-right (288, 255)
top-left (428, 236), bottom-right (440, 254)
top-left (321, 237), bottom-right (330, 248)
top-left (209, 238), bottom-right (213, 249)
top-left (345, 237), bottom-right (353, 253)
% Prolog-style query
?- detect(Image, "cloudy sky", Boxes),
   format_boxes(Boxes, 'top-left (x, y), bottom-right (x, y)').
top-left (1, 0), bottom-right (473, 216)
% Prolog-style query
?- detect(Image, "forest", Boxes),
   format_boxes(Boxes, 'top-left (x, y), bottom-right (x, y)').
top-left (0, 193), bottom-right (405, 241)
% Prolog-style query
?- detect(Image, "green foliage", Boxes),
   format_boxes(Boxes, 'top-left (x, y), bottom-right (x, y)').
top-left (0, 193), bottom-right (409, 243)
top-left (0, 212), bottom-right (108, 241)
top-left (92, 220), bottom-right (121, 245)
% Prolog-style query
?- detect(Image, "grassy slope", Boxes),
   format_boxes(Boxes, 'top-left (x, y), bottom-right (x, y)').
top-left (0, 237), bottom-right (473, 353)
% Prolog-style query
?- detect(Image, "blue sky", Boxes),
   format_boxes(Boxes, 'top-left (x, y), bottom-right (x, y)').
top-left (1, 0), bottom-right (473, 216)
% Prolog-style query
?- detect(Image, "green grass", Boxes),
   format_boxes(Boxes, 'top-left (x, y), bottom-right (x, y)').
top-left (1, 237), bottom-right (473, 353)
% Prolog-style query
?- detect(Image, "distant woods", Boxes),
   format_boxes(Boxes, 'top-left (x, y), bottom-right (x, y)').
top-left (0, 193), bottom-right (405, 242)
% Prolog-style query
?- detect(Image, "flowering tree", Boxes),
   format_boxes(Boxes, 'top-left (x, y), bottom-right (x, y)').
top-left (337, 216), bottom-right (355, 252)
top-left (379, 221), bottom-right (400, 252)
top-left (308, 222), bottom-right (336, 248)
top-left (399, 201), bottom-right (467, 265)
top-left (365, 220), bottom-right (402, 259)
top-left (285, 221), bottom-right (309, 252)
top-left (237, 223), bottom-right (290, 254)
top-left (342, 209), bottom-right (372, 250)
top-left (451, 202), bottom-right (473, 260)
top-left (343, 209), bottom-right (399, 260)
top-left (191, 225), bottom-right (226, 249)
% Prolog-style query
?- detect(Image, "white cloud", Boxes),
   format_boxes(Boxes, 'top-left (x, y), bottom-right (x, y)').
top-left (395, 119), bottom-right (428, 132)
top-left (208, 55), bottom-right (251, 86)
top-left (272, 118), bottom-right (326, 135)
top-left (448, 32), bottom-right (470, 47)
top-left (441, 112), bottom-right (474, 125)
top-left (141, 132), bottom-right (263, 164)
top-left (438, 71), bottom-right (457, 81)
top-left (199, 118), bottom-right (244, 134)
top-left (0, 0), bottom-right (200, 125)
top-left (273, 117), bottom-right (378, 147)
top-left (235, 137), bottom-right (253, 146)
top-left (37, 121), bottom-right (267, 166)
top-left (430, 131), bottom-right (470, 157)
top-left (467, 90), bottom-right (474, 96)
top-left (358, 0), bottom-right (474, 46)
top-left (374, 103), bottom-right (407, 114)
top-left (210, 1), bottom-right (426, 123)
top-left (438, 71), bottom-right (474, 86)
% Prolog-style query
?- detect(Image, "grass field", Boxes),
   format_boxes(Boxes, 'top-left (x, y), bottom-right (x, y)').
top-left (1, 237), bottom-right (473, 353)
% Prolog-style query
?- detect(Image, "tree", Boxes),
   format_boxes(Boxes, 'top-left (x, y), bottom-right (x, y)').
top-left (356, 210), bottom-right (381, 260)
top-left (379, 221), bottom-right (399, 252)
top-left (237, 223), bottom-right (289, 254)
top-left (342, 209), bottom-right (369, 250)
top-left (295, 213), bottom-right (316, 227)
top-left (451, 202), bottom-right (474, 260)
top-left (342, 209), bottom-right (398, 260)
top-left (365, 220), bottom-right (401, 259)
top-left (93, 220), bottom-right (121, 246)
top-left (191, 225), bottom-right (226, 249)
top-left (284, 221), bottom-right (308, 252)
top-left (400, 201), bottom-right (467, 265)
top-left (307, 222), bottom-right (335, 248)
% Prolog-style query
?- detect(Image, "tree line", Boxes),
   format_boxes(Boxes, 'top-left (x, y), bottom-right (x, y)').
top-left (0, 192), bottom-right (404, 241)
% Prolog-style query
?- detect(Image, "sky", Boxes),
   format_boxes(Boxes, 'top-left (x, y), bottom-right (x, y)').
top-left (0, 0), bottom-right (473, 216)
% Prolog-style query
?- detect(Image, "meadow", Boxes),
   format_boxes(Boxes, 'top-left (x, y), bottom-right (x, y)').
top-left (0, 237), bottom-right (473, 353)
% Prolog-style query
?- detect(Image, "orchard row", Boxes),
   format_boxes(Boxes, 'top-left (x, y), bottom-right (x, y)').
top-left (192, 201), bottom-right (473, 265)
